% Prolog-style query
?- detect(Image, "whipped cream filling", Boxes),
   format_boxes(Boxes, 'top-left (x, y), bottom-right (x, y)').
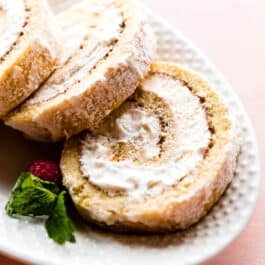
top-left (0, 0), bottom-right (25, 59)
top-left (27, 1), bottom-right (124, 105)
top-left (104, 108), bottom-right (161, 160)
top-left (80, 75), bottom-right (211, 198)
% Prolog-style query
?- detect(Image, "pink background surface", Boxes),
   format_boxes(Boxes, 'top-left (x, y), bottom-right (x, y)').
top-left (1, 0), bottom-right (264, 264)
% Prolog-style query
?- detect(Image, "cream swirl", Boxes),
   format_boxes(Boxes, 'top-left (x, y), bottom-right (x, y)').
top-left (80, 75), bottom-right (211, 198)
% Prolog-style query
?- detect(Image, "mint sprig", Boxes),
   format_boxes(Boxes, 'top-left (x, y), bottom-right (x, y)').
top-left (6, 173), bottom-right (59, 216)
top-left (45, 191), bottom-right (76, 244)
top-left (5, 173), bottom-right (75, 245)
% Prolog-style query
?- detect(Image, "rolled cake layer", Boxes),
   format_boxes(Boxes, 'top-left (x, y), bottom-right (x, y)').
top-left (0, 0), bottom-right (60, 117)
top-left (61, 62), bottom-right (240, 232)
top-left (5, 0), bottom-right (155, 141)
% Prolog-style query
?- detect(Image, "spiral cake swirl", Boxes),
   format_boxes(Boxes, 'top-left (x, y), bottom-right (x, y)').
top-left (61, 62), bottom-right (240, 232)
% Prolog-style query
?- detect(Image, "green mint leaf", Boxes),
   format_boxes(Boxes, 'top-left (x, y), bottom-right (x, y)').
top-left (45, 191), bottom-right (76, 244)
top-left (5, 173), bottom-right (76, 245)
top-left (6, 187), bottom-right (57, 216)
top-left (5, 173), bottom-right (59, 216)
top-left (21, 173), bottom-right (60, 195)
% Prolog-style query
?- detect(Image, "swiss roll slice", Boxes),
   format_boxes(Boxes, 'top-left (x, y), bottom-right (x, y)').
top-left (5, 0), bottom-right (155, 141)
top-left (61, 62), bottom-right (240, 232)
top-left (0, 0), bottom-right (60, 117)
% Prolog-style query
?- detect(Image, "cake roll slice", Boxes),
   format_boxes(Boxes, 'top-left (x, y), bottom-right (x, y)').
top-left (5, 0), bottom-right (155, 142)
top-left (61, 62), bottom-right (240, 232)
top-left (0, 0), bottom-right (60, 117)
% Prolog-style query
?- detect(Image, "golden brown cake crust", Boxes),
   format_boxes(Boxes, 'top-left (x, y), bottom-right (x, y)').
top-left (61, 62), bottom-right (240, 232)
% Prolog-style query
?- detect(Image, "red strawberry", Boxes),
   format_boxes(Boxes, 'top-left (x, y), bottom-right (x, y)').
top-left (26, 160), bottom-right (62, 185)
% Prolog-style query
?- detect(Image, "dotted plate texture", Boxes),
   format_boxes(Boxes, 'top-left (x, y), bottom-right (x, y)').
top-left (0, 1), bottom-right (260, 265)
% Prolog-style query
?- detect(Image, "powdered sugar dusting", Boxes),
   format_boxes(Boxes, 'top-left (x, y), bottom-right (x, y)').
top-left (27, 0), bottom-right (124, 105)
